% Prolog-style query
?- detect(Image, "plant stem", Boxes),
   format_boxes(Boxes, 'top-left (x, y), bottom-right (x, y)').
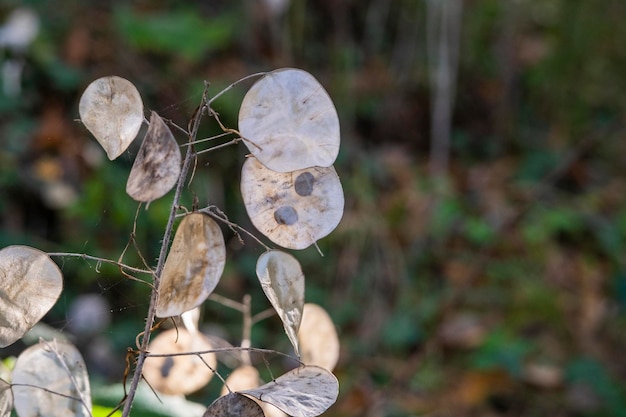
top-left (241, 294), bottom-right (252, 366)
top-left (121, 86), bottom-right (208, 417)
top-left (208, 71), bottom-right (266, 105)
top-left (47, 252), bottom-right (152, 276)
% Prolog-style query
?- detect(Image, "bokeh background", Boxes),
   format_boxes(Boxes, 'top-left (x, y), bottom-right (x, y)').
top-left (2, 1), bottom-right (626, 416)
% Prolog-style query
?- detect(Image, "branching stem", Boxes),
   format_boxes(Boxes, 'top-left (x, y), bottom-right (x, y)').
top-left (121, 83), bottom-right (210, 417)
top-left (146, 346), bottom-right (299, 363)
top-left (208, 71), bottom-right (267, 105)
top-left (241, 294), bottom-right (253, 366)
top-left (195, 137), bottom-right (242, 155)
top-left (181, 131), bottom-right (234, 147)
top-left (200, 206), bottom-right (271, 251)
top-left (47, 252), bottom-right (152, 276)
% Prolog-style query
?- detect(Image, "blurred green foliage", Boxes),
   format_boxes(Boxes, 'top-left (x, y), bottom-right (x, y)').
top-left (471, 329), bottom-right (533, 377)
top-left (114, 6), bottom-right (238, 63)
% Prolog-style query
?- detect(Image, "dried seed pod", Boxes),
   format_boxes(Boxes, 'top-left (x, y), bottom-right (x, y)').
top-left (220, 366), bottom-right (288, 417)
top-left (240, 365), bottom-right (339, 417)
top-left (12, 340), bottom-right (91, 417)
top-left (0, 246), bottom-right (63, 348)
top-left (220, 365), bottom-right (261, 396)
top-left (79, 76), bottom-right (144, 160)
top-left (156, 213), bottom-right (226, 318)
top-left (203, 393), bottom-right (264, 417)
top-left (241, 157), bottom-right (344, 250)
top-left (238, 68), bottom-right (340, 172)
top-left (298, 303), bottom-right (340, 371)
top-left (0, 379), bottom-right (12, 417)
top-left (256, 250), bottom-right (305, 356)
top-left (143, 328), bottom-right (217, 395)
top-left (126, 111), bottom-right (181, 202)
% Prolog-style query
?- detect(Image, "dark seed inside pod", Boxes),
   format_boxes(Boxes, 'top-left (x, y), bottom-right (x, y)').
top-left (274, 206), bottom-right (298, 225)
top-left (294, 171), bottom-right (315, 196)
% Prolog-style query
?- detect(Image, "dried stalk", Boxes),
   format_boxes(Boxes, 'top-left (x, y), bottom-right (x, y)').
top-left (121, 84), bottom-right (209, 417)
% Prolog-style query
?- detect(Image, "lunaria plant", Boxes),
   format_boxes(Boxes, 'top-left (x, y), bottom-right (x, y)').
top-left (0, 68), bottom-right (343, 417)
top-left (78, 75), bottom-right (144, 160)
top-left (238, 68), bottom-right (340, 172)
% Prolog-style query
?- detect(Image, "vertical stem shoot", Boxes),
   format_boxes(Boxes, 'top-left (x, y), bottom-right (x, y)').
top-left (241, 294), bottom-right (253, 366)
top-left (121, 84), bottom-right (210, 417)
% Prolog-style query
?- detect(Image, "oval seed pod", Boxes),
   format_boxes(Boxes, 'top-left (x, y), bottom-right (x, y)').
top-left (220, 365), bottom-right (261, 396)
top-left (143, 328), bottom-right (217, 395)
top-left (297, 303), bottom-right (340, 371)
top-left (220, 366), bottom-right (288, 417)
top-left (0, 245), bottom-right (63, 348)
top-left (203, 393), bottom-right (264, 417)
top-left (79, 76), bottom-right (144, 160)
top-left (12, 340), bottom-right (91, 417)
top-left (256, 250), bottom-right (305, 356)
top-left (0, 379), bottom-right (12, 417)
top-left (241, 157), bottom-right (344, 250)
top-left (238, 68), bottom-right (340, 172)
top-left (126, 111), bottom-right (181, 202)
top-left (156, 213), bottom-right (226, 318)
top-left (241, 365), bottom-right (339, 417)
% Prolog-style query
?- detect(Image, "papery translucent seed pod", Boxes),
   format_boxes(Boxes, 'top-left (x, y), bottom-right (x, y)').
top-left (256, 250), bottom-right (305, 356)
top-left (142, 328), bottom-right (217, 395)
top-left (0, 379), bottom-right (12, 417)
top-left (241, 157), bottom-right (344, 250)
top-left (240, 365), bottom-right (339, 417)
top-left (203, 393), bottom-right (264, 417)
top-left (220, 365), bottom-right (261, 396)
top-left (79, 76), bottom-right (144, 160)
top-left (12, 340), bottom-right (91, 417)
top-left (298, 303), bottom-right (340, 371)
top-left (126, 111), bottom-right (181, 202)
top-left (239, 68), bottom-right (340, 172)
top-left (156, 213), bottom-right (226, 318)
top-left (0, 245), bottom-right (63, 348)
top-left (220, 366), bottom-right (288, 417)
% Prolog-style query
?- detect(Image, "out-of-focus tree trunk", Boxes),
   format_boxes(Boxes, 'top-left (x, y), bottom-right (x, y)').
top-left (427, 0), bottom-right (463, 177)
top-left (496, 0), bottom-right (519, 143)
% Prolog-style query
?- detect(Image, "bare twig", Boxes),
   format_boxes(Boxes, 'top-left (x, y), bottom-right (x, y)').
top-left (251, 308), bottom-right (277, 325)
top-left (195, 137), bottom-right (242, 155)
top-left (200, 205), bottom-right (271, 251)
top-left (116, 203), bottom-right (142, 267)
top-left (208, 72), bottom-right (267, 105)
top-left (181, 131), bottom-right (234, 147)
top-left (121, 83), bottom-right (210, 417)
top-left (10, 383), bottom-right (89, 408)
top-left (47, 253), bottom-right (152, 276)
top-left (207, 293), bottom-right (277, 365)
top-left (206, 104), bottom-right (262, 152)
top-left (146, 346), bottom-right (300, 364)
top-left (162, 118), bottom-right (190, 136)
top-left (241, 295), bottom-right (253, 366)
top-left (208, 293), bottom-right (245, 312)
